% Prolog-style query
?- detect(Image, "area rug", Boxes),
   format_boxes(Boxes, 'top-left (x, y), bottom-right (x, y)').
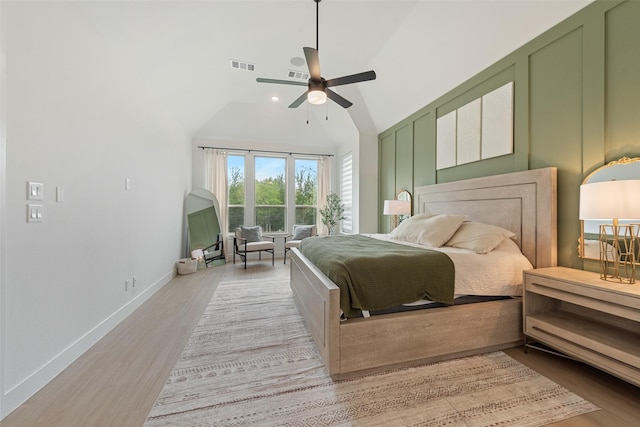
top-left (144, 278), bottom-right (598, 426)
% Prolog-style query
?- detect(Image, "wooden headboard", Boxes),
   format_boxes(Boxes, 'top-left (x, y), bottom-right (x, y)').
top-left (414, 167), bottom-right (557, 268)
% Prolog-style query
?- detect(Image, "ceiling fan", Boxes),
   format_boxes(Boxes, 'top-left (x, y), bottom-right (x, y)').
top-left (256, 0), bottom-right (376, 109)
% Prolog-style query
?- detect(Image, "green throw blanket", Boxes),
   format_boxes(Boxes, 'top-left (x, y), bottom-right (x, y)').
top-left (300, 235), bottom-right (455, 318)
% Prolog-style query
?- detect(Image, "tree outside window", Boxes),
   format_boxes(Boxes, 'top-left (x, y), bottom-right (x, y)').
top-left (255, 157), bottom-right (285, 232)
top-left (295, 159), bottom-right (318, 225)
top-left (227, 155), bottom-right (245, 232)
top-left (226, 154), bottom-right (320, 233)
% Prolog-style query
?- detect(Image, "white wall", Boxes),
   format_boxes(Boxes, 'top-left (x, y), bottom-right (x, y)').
top-left (355, 130), bottom-right (379, 234)
top-left (342, 89), bottom-right (379, 234)
top-left (0, 1), bottom-right (7, 419)
top-left (1, 2), bottom-right (191, 418)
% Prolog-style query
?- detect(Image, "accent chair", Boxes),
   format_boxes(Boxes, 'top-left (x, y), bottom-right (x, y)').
top-left (233, 226), bottom-right (275, 269)
top-left (283, 224), bottom-right (318, 264)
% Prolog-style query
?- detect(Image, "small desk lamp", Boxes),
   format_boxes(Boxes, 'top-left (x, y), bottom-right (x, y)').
top-left (580, 179), bottom-right (640, 283)
top-left (383, 199), bottom-right (411, 229)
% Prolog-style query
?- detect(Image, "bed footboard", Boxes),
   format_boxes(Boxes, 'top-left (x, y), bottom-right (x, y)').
top-left (290, 248), bottom-right (341, 375)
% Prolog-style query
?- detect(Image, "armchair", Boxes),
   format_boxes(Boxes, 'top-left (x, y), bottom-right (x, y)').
top-left (283, 225), bottom-right (317, 264)
top-left (233, 226), bottom-right (275, 269)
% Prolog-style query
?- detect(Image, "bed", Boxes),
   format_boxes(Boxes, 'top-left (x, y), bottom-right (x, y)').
top-left (290, 167), bottom-right (557, 379)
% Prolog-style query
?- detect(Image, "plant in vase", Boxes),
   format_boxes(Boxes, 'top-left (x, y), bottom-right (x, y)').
top-left (319, 193), bottom-right (346, 235)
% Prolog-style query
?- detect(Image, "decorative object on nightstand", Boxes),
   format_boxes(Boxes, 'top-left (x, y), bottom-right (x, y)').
top-left (580, 179), bottom-right (640, 283)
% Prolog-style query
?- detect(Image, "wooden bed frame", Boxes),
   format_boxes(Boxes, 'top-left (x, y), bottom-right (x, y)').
top-left (290, 168), bottom-right (557, 379)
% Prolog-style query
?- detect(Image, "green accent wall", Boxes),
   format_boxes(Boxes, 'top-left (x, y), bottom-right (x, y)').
top-left (378, 0), bottom-right (640, 268)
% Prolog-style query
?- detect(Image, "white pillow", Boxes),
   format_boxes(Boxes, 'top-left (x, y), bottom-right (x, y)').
top-left (389, 213), bottom-right (434, 242)
top-left (416, 214), bottom-right (465, 247)
top-left (391, 213), bottom-right (465, 247)
top-left (445, 221), bottom-right (516, 254)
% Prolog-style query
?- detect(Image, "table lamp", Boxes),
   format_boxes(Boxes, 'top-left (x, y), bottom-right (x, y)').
top-left (579, 179), bottom-right (640, 283)
top-left (384, 199), bottom-right (411, 229)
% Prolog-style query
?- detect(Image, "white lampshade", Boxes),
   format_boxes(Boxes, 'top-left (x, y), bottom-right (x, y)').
top-left (307, 90), bottom-right (327, 105)
top-left (383, 200), bottom-right (411, 216)
top-left (580, 180), bottom-right (640, 220)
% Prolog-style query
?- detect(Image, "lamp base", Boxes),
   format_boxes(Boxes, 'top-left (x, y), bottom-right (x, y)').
top-left (599, 224), bottom-right (637, 284)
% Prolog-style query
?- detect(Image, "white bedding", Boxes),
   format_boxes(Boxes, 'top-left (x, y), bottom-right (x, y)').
top-left (365, 234), bottom-right (532, 297)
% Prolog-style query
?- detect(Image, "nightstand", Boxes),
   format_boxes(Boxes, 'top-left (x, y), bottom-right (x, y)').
top-left (523, 266), bottom-right (640, 387)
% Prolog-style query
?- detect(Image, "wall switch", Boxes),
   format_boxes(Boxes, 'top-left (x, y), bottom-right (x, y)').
top-left (132, 276), bottom-right (137, 287)
top-left (27, 182), bottom-right (44, 200)
top-left (56, 186), bottom-right (64, 202)
top-left (125, 178), bottom-right (131, 190)
top-left (27, 204), bottom-right (43, 223)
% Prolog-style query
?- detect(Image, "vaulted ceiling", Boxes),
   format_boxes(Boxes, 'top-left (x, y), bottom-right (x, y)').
top-left (72, 0), bottom-right (593, 149)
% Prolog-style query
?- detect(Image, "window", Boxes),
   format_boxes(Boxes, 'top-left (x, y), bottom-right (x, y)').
top-left (294, 159), bottom-right (318, 225)
top-left (255, 156), bottom-right (286, 232)
top-left (226, 154), bottom-right (320, 232)
top-left (227, 155), bottom-right (245, 232)
top-left (340, 153), bottom-right (353, 233)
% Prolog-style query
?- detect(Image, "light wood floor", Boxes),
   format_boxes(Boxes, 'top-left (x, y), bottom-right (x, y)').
top-left (1, 260), bottom-right (638, 426)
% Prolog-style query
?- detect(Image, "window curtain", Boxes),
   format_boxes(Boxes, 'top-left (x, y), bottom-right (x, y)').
top-left (317, 156), bottom-right (331, 235)
top-left (206, 149), bottom-right (228, 239)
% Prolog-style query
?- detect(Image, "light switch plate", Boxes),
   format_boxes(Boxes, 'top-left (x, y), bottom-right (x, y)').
top-left (27, 182), bottom-right (44, 200)
top-left (27, 204), bottom-right (43, 223)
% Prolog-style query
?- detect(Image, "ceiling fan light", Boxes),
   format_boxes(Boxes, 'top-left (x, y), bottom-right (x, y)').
top-left (307, 89), bottom-right (327, 105)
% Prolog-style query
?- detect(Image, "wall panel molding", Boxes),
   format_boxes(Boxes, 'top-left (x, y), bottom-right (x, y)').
top-left (378, 0), bottom-right (635, 266)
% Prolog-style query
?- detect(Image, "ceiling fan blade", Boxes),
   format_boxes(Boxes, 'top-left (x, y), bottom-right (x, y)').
top-left (288, 91), bottom-right (309, 108)
top-left (326, 70), bottom-right (376, 87)
top-left (303, 47), bottom-right (321, 81)
top-left (256, 78), bottom-right (307, 87)
top-left (326, 89), bottom-right (353, 108)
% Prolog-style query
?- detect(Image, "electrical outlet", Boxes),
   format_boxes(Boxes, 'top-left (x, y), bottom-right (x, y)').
top-left (125, 279), bottom-right (129, 292)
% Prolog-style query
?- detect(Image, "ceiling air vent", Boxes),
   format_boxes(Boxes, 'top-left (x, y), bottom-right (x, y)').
top-left (230, 60), bottom-right (255, 72)
top-left (288, 70), bottom-right (309, 80)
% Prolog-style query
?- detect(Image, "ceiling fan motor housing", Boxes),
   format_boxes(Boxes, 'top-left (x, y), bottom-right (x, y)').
top-left (308, 78), bottom-right (327, 92)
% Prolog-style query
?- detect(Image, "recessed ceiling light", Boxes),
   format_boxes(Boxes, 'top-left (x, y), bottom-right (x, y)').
top-left (290, 56), bottom-right (305, 67)
top-left (271, 96), bottom-right (279, 102)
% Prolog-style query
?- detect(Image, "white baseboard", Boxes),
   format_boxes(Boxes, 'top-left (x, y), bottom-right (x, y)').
top-left (1, 270), bottom-right (175, 419)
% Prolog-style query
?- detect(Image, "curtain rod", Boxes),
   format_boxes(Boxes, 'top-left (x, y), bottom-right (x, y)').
top-left (197, 145), bottom-right (333, 157)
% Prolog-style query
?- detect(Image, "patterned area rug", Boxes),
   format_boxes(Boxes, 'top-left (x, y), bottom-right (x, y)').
top-left (145, 278), bottom-right (598, 426)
